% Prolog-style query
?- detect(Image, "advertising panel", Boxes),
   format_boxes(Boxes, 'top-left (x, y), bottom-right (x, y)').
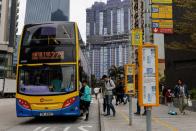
top-left (138, 44), bottom-right (159, 106)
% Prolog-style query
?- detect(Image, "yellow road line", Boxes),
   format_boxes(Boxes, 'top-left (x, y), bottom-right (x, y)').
top-left (119, 110), bottom-right (179, 131)
top-left (152, 117), bottom-right (179, 131)
top-left (119, 111), bottom-right (129, 122)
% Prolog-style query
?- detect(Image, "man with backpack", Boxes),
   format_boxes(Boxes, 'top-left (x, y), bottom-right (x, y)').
top-left (102, 75), bottom-right (116, 117)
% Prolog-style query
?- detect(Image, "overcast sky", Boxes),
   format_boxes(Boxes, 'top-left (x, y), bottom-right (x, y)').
top-left (18, 0), bottom-right (107, 41)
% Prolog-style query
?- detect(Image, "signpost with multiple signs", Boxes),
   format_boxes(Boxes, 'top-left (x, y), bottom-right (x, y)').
top-left (151, 1), bottom-right (173, 34)
top-left (138, 44), bottom-right (159, 106)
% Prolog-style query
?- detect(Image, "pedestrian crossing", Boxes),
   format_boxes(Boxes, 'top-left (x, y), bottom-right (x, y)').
top-left (28, 125), bottom-right (93, 131)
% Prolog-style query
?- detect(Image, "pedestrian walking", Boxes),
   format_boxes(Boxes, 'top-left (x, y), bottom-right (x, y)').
top-left (162, 85), bottom-right (168, 105)
top-left (80, 80), bottom-right (92, 121)
top-left (102, 75), bottom-right (116, 116)
top-left (174, 79), bottom-right (189, 115)
top-left (165, 88), bottom-right (176, 115)
top-left (115, 79), bottom-right (125, 105)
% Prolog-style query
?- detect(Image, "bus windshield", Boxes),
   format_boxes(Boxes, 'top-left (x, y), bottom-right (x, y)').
top-left (18, 65), bottom-right (76, 95)
top-left (22, 23), bottom-right (75, 46)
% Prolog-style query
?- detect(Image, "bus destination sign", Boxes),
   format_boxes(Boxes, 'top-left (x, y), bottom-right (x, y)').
top-left (32, 51), bottom-right (64, 60)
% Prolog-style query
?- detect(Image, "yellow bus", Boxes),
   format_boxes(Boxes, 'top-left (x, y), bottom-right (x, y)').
top-left (16, 22), bottom-right (90, 117)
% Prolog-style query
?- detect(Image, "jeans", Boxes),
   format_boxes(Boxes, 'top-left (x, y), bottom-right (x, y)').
top-left (103, 97), bottom-right (107, 113)
top-left (106, 95), bottom-right (115, 115)
top-left (136, 100), bottom-right (146, 114)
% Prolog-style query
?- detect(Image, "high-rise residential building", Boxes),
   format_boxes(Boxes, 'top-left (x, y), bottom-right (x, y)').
top-left (25, 0), bottom-right (70, 24)
top-left (86, 0), bottom-right (131, 78)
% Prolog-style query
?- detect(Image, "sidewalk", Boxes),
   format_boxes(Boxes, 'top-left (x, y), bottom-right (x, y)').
top-left (99, 96), bottom-right (196, 131)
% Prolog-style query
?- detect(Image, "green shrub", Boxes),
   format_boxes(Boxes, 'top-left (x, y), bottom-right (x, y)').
top-left (190, 89), bottom-right (196, 99)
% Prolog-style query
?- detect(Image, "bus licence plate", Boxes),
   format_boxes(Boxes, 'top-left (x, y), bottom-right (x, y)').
top-left (40, 112), bottom-right (54, 116)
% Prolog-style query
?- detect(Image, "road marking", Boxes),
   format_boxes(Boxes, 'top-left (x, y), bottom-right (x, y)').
top-left (63, 127), bottom-right (71, 131)
top-left (41, 127), bottom-right (50, 131)
top-left (78, 125), bottom-right (93, 131)
top-left (50, 127), bottom-right (57, 131)
top-left (153, 117), bottom-right (179, 131)
top-left (33, 127), bottom-right (42, 131)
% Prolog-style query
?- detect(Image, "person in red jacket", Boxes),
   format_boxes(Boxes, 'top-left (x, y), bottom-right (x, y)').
top-left (166, 88), bottom-right (176, 115)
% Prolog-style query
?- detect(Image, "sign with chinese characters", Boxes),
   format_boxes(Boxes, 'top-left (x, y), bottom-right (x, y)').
top-left (124, 64), bottom-right (135, 95)
top-left (132, 29), bottom-right (143, 46)
top-left (152, 0), bottom-right (172, 4)
top-left (138, 44), bottom-right (159, 106)
top-left (152, 20), bottom-right (173, 34)
top-left (32, 51), bottom-right (64, 60)
top-left (152, 5), bottom-right (172, 19)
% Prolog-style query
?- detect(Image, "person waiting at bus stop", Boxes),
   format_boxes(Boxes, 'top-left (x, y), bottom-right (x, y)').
top-left (102, 75), bottom-right (116, 117)
top-left (80, 80), bottom-right (92, 121)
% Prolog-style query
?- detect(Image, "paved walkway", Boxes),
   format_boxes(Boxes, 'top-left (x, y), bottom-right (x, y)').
top-left (99, 96), bottom-right (196, 131)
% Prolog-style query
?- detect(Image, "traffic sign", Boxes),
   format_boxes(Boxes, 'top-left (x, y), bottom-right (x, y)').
top-left (138, 44), bottom-right (159, 107)
top-left (152, 0), bottom-right (172, 4)
top-left (131, 29), bottom-right (143, 46)
top-left (152, 5), bottom-right (172, 19)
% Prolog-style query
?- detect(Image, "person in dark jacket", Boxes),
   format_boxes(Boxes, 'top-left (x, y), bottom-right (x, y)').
top-left (174, 79), bottom-right (189, 115)
top-left (115, 80), bottom-right (125, 105)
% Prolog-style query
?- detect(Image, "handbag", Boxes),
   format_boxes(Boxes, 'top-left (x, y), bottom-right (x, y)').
top-left (188, 99), bottom-right (193, 107)
top-left (183, 98), bottom-right (188, 105)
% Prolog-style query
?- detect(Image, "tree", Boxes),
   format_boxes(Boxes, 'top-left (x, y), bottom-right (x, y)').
top-left (174, 0), bottom-right (196, 44)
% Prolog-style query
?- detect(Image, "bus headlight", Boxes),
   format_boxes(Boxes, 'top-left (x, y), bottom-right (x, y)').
top-left (62, 97), bottom-right (76, 108)
top-left (18, 98), bottom-right (31, 109)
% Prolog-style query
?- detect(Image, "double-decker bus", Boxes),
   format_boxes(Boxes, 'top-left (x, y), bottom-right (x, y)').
top-left (16, 22), bottom-right (90, 117)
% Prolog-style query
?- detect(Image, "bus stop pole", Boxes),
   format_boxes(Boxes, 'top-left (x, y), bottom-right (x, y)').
top-left (129, 95), bottom-right (133, 125)
top-left (146, 107), bottom-right (152, 131)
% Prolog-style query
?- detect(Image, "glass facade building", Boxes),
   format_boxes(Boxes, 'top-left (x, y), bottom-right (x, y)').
top-left (25, 0), bottom-right (70, 24)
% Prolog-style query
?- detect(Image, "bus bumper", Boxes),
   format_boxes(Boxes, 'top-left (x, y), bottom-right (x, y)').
top-left (16, 99), bottom-right (80, 117)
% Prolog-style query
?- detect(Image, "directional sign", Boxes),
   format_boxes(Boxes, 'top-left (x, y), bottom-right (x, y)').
top-left (152, 5), bottom-right (172, 19)
top-left (152, 20), bottom-right (173, 28)
top-left (132, 29), bottom-right (143, 46)
top-left (152, 0), bottom-right (172, 4)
